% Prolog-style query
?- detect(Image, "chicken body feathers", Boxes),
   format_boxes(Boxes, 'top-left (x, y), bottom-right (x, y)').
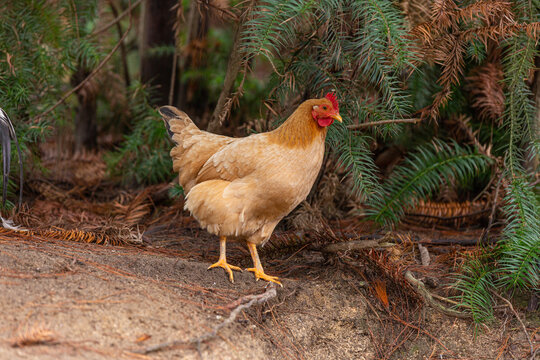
top-left (160, 103), bottom-right (327, 246)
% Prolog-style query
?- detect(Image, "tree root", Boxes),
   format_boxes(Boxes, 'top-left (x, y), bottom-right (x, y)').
top-left (404, 271), bottom-right (470, 319)
top-left (322, 238), bottom-right (395, 253)
top-left (139, 285), bottom-right (277, 355)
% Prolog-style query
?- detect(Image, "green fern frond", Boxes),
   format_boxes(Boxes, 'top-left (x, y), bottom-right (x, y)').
top-left (349, 0), bottom-right (417, 118)
top-left (241, 0), bottom-right (315, 61)
top-left (453, 257), bottom-right (495, 324)
top-left (501, 35), bottom-right (536, 172)
top-left (497, 177), bottom-right (540, 290)
top-left (105, 82), bottom-right (173, 185)
top-left (168, 183), bottom-right (184, 199)
top-left (330, 127), bottom-right (383, 202)
top-left (369, 140), bottom-right (493, 227)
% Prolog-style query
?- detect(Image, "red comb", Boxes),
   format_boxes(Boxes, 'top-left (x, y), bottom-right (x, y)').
top-left (325, 92), bottom-right (339, 110)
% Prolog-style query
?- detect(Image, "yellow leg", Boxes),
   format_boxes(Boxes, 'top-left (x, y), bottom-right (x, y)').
top-left (246, 242), bottom-right (282, 286)
top-left (208, 236), bottom-right (242, 283)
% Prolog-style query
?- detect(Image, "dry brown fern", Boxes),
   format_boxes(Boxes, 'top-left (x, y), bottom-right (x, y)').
top-left (466, 63), bottom-right (505, 123)
top-left (402, 0), bottom-right (432, 28)
top-left (447, 115), bottom-right (492, 156)
top-left (31, 228), bottom-right (117, 245)
top-left (113, 187), bottom-right (154, 226)
top-left (411, 0), bottom-right (538, 119)
top-left (405, 199), bottom-right (490, 228)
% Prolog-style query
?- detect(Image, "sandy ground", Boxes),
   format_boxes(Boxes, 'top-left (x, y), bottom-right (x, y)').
top-left (0, 229), bottom-right (537, 360)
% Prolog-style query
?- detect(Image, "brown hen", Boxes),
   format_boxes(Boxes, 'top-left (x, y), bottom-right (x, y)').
top-left (160, 93), bottom-right (342, 285)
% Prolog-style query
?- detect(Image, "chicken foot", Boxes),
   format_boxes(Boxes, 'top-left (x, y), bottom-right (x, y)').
top-left (208, 236), bottom-right (242, 283)
top-left (246, 242), bottom-right (282, 286)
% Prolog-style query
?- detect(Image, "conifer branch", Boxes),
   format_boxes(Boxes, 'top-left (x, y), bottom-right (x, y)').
top-left (36, 1), bottom-right (134, 121)
top-left (347, 118), bottom-right (420, 130)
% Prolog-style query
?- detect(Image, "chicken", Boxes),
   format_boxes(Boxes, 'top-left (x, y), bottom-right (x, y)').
top-left (160, 93), bottom-right (342, 285)
top-left (0, 108), bottom-right (23, 208)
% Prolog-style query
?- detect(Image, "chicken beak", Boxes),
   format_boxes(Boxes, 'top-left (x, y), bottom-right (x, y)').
top-left (331, 113), bottom-right (343, 123)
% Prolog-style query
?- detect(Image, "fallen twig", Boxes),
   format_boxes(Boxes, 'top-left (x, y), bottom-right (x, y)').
top-left (337, 232), bottom-right (498, 246)
top-left (404, 271), bottom-right (470, 319)
top-left (491, 291), bottom-right (534, 359)
top-left (140, 285), bottom-right (277, 355)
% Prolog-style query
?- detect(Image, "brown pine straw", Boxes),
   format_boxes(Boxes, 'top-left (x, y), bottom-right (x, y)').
top-left (10, 324), bottom-right (58, 347)
top-left (491, 291), bottom-right (535, 359)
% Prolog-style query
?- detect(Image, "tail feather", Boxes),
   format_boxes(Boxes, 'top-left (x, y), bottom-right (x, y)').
top-left (159, 106), bottom-right (235, 193)
top-left (159, 106), bottom-right (195, 139)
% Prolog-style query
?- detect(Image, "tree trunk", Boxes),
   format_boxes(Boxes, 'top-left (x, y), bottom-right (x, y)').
top-left (71, 68), bottom-right (98, 152)
top-left (176, 0), bottom-right (209, 110)
top-left (206, 22), bottom-right (245, 133)
top-left (140, 0), bottom-right (176, 105)
top-left (108, 0), bottom-right (130, 88)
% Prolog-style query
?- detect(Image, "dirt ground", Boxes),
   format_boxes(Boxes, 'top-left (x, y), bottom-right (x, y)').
top-left (0, 226), bottom-right (538, 360)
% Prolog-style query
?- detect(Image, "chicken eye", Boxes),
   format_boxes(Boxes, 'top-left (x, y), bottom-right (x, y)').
top-left (322, 106), bottom-right (327, 110)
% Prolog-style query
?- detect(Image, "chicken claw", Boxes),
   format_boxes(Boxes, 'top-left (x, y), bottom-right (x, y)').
top-left (208, 260), bottom-right (242, 283)
top-left (246, 242), bottom-right (283, 286)
top-left (246, 267), bottom-right (282, 286)
top-left (208, 236), bottom-right (242, 283)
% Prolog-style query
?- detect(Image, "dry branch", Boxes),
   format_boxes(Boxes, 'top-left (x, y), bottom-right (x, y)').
top-left (207, 19), bottom-right (246, 133)
top-left (466, 63), bottom-right (505, 123)
top-left (92, 0), bottom-right (143, 36)
top-left (107, 0), bottom-right (131, 87)
top-left (404, 271), bottom-right (470, 319)
top-left (140, 285), bottom-right (277, 355)
top-left (335, 232), bottom-right (497, 246)
top-left (347, 118), bottom-right (420, 130)
top-left (36, 0), bottom-right (135, 121)
top-left (322, 239), bottom-right (395, 253)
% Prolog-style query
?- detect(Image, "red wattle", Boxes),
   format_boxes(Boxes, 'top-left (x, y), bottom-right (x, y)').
top-left (317, 117), bottom-right (334, 127)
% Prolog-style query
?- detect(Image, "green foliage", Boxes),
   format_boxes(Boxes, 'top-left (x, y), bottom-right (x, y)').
top-left (168, 183), bottom-right (184, 199)
top-left (453, 256), bottom-right (495, 324)
top-left (0, 0), bottom-right (99, 207)
top-left (498, 178), bottom-right (540, 290)
top-left (241, 0), bottom-right (419, 200)
top-left (240, 2), bottom-right (538, 314)
top-left (348, 0), bottom-right (416, 118)
top-left (369, 140), bottom-right (493, 226)
top-left (106, 82), bottom-right (173, 185)
top-left (331, 128), bottom-right (383, 202)
top-left (0, 1), bottom-right (100, 117)
top-left (241, 0), bottom-right (316, 62)
top-left (493, 0), bottom-right (540, 296)
top-left (501, 35), bottom-right (537, 172)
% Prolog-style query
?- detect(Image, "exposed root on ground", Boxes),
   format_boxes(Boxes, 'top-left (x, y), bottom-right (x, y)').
top-left (139, 285), bottom-right (278, 355)
top-left (404, 270), bottom-right (470, 319)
